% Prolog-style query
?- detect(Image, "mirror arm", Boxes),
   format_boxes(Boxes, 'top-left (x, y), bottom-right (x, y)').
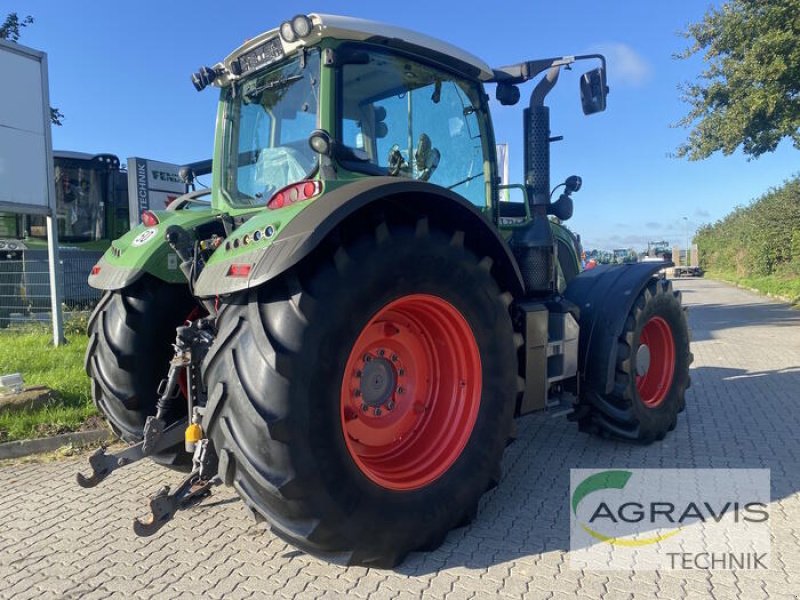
top-left (573, 53), bottom-right (607, 72)
top-left (491, 54), bottom-right (605, 84)
top-left (530, 66), bottom-right (561, 108)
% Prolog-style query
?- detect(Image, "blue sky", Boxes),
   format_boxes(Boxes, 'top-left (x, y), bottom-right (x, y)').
top-left (9, 0), bottom-right (799, 250)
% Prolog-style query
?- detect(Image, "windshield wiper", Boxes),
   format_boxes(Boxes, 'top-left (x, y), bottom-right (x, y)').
top-left (244, 74), bottom-right (303, 100)
top-left (448, 172), bottom-right (483, 190)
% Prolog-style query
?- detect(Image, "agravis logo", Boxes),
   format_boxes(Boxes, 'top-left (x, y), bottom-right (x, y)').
top-left (571, 470), bottom-right (682, 546)
top-left (569, 469), bottom-right (771, 570)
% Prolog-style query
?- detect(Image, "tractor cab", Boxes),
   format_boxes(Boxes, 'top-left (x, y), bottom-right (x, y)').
top-left (191, 14), bottom-right (608, 296)
top-left (193, 14), bottom-right (499, 216)
top-left (193, 14), bottom-right (607, 223)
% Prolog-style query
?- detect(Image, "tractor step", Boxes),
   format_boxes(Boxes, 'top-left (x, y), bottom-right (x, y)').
top-left (546, 392), bottom-right (575, 418)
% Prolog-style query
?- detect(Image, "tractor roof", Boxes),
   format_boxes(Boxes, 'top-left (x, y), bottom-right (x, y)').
top-left (220, 13), bottom-right (494, 83)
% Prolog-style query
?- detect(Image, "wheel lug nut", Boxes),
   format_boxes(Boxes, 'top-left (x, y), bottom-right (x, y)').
top-left (354, 389), bottom-right (361, 397)
top-left (378, 349), bottom-right (385, 357)
top-left (391, 354), bottom-right (398, 362)
top-left (397, 387), bottom-right (405, 395)
top-left (374, 407), bottom-right (382, 416)
top-left (362, 404), bottom-right (369, 412)
top-left (363, 354), bottom-right (371, 362)
top-left (356, 370), bottom-right (362, 378)
top-left (398, 369), bottom-right (405, 376)
top-left (386, 401), bottom-right (395, 411)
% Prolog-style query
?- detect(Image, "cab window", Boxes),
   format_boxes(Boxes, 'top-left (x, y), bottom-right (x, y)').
top-left (339, 48), bottom-right (489, 206)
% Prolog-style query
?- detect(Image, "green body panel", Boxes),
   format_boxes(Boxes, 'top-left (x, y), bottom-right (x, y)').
top-left (497, 214), bottom-right (583, 292)
top-left (209, 95), bottom-right (227, 212)
top-left (551, 221), bottom-right (582, 272)
top-left (496, 212), bottom-right (580, 267)
top-left (203, 179), bottom-right (353, 268)
top-left (207, 202), bottom-right (307, 264)
top-left (88, 208), bottom-right (219, 288)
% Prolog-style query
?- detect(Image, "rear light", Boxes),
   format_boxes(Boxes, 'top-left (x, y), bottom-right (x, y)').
top-left (141, 210), bottom-right (159, 227)
top-left (91, 265), bottom-right (101, 276)
top-left (267, 180), bottom-right (322, 210)
top-left (227, 263), bottom-right (252, 277)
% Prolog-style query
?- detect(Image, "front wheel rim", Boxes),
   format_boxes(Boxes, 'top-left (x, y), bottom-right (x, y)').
top-left (635, 316), bottom-right (676, 408)
top-left (340, 294), bottom-right (482, 491)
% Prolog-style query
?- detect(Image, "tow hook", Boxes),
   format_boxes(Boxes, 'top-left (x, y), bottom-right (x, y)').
top-left (133, 437), bottom-right (220, 536)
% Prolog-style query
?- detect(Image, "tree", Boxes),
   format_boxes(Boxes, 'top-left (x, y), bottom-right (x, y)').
top-left (676, 0), bottom-right (800, 160)
top-left (0, 12), bottom-right (32, 41)
top-left (1, 12), bottom-right (63, 126)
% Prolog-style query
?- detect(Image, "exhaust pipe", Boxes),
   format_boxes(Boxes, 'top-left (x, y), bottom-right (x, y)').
top-left (512, 66), bottom-right (561, 295)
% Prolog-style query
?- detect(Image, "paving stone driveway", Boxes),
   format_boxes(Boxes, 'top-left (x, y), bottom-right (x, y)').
top-left (1, 278), bottom-right (799, 599)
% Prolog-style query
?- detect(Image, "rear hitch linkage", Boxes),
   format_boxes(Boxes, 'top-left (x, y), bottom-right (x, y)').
top-left (75, 419), bottom-right (187, 488)
top-left (77, 317), bottom-right (221, 535)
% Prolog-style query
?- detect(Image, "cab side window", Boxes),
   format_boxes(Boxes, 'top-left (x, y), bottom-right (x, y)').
top-left (340, 49), bottom-right (488, 206)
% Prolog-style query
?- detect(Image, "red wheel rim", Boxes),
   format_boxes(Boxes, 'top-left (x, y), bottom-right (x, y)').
top-left (340, 294), bottom-right (482, 491)
top-left (636, 316), bottom-right (676, 408)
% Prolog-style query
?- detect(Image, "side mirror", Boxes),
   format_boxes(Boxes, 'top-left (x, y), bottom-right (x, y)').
top-left (549, 195), bottom-right (573, 221)
top-left (580, 68), bottom-right (608, 115)
top-left (565, 175), bottom-right (582, 193)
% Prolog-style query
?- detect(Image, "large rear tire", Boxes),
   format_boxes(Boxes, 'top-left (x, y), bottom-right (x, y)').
top-left (577, 277), bottom-right (691, 442)
top-left (203, 220), bottom-right (517, 567)
top-left (85, 277), bottom-right (197, 467)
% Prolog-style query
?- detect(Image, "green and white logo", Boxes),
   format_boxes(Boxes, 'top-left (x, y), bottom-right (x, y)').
top-left (569, 469), bottom-right (770, 570)
top-left (571, 470), bottom-right (682, 547)
top-left (132, 227), bottom-right (158, 247)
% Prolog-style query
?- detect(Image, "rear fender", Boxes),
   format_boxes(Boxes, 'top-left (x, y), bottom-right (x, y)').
top-left (88, 210), bottom-right (218, 290)
top-left (563, 263), bottom-right (669, 394)
top-left (193, 177), bottom-right (525, 298)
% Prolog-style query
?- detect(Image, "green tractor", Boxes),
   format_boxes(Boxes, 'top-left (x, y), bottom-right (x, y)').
top-left (78, 14), bottom-right (691, 567)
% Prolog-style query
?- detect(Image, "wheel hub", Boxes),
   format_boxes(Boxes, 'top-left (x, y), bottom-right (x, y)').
top-left (636, 316), bottom-right (676, 408)
top-left (340, 294), bottom-right (482, 490)
top-left (360, 357), bottom-right (396, 408)
top-left (636, 344), bottom-right (651, 377)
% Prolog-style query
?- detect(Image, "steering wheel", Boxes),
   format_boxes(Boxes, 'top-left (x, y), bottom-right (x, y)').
top-left (414, 133), bottom-right (440, 182)
top-left (387, 134), bottom-right (441, 181)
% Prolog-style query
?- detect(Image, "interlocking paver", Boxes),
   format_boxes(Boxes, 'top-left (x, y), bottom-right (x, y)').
top-left (0, 279), bottom-right (798, 599)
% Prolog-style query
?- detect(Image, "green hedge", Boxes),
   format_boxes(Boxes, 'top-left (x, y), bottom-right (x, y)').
top-left (695, 177), bottom-right (800, 280)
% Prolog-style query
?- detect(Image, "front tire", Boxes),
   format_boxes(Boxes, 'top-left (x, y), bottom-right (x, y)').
top-left (203, 220), bottom-right (517, 567)
top-left (578, 277), bottom-right (692, 442)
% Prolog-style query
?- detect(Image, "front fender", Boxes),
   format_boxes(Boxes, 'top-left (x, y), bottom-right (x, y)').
top-left (194, 177), bottom-right (525, 298)
top-left (564, 263), bottom-right (669, 395)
